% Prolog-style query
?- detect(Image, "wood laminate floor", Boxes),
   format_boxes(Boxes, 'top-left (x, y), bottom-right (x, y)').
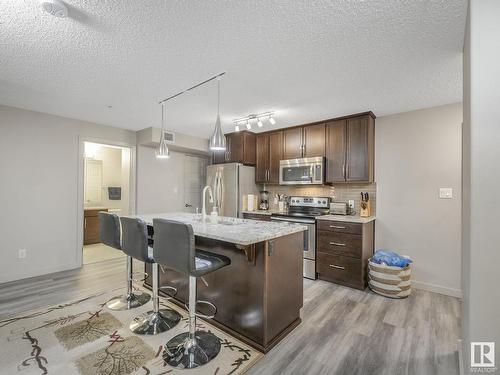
top-left (0, 258), bottom-right (461, 375)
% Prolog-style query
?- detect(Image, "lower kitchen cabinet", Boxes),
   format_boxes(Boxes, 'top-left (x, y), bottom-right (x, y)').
top-left (242, 212), bottom-right (272, 221)
top-left (316, 219), bottom-right (374, 290)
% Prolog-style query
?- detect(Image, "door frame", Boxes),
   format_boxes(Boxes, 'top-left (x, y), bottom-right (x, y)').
top-left (77, 136), bottom-right (137, 267)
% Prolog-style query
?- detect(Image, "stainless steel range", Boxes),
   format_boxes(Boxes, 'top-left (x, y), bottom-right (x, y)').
top-left (270, 196), bottom-right (330, 279)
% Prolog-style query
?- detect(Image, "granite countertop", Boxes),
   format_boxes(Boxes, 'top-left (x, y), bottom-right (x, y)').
top-left (241, 209), bottom-right (287, 216)
top-left (131, 212), bottom-right (307, 246)
top-left (316, 215), bottom-right (376, 224)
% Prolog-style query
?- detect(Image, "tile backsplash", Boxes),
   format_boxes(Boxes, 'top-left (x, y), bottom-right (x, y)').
top-left (259, 183), bottom-right (377, 216)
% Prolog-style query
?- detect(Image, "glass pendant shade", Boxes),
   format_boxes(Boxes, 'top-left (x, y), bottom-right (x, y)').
top-left (210, 114), bottom-right (226, 150)
top-left (155, 132), bottom-right (170, 159)
top-left (156, 105), bottom-right (170, 159)
top-left (209, 78), bottom-right (226, 151)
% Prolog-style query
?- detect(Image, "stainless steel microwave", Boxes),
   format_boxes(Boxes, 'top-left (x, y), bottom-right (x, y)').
top-left (279, 157), bottom-right (325, 185)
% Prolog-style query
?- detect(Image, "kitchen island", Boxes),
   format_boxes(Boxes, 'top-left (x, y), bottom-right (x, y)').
top-left (133, 213), bottom-right (307, 353)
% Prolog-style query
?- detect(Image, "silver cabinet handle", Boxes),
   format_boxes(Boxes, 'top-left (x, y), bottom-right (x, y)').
top-left (330, 242), bottom-right (346, 247)
top-left (329, 225), bottom-right (346, 229)
top-left (84, 218), bottom-right (87, 229)
top-left (329, 264), bottom-right (345, 270)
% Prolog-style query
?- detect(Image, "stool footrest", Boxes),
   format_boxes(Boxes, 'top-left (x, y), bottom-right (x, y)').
top-left (159, 285), bottom-right (178, 299)
top-left (185, 300), bottom-right (217, 319)
top-left (130, 271), bottom-right (148, 283)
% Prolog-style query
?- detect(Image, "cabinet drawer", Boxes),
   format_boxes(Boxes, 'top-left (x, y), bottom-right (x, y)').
top-left (243, 213), bottom-right (271, 221)
top-left (317, 220), bottom-right (362, 235)
top-left (317, 231), bottom-right (362, 258)
top-left (317, 252), bottom-right (363, 289)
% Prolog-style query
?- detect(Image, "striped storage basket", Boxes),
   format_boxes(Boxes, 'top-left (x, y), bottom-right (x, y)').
top-left (368, 259), bottom-right (412, 298)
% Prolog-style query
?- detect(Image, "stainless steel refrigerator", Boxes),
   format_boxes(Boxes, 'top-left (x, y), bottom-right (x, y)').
top-left (206, 163), bottom-right (259, 218)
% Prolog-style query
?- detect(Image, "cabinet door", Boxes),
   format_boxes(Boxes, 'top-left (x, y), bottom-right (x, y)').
top-left (325, 120), bottom-right (347, 182)
top-left (346, 116), bottom-right (373, 182)
top-left (256, 134), bottom-right (269, 183)
top-left (227, 133), bottom-right (242, 163)
top-left (282, 127), bottom-right (303, 159)
top-left (242, 132), bottom-right (256, 165)
top-left (303, 123), bottom-right (325, 157)
top-left (84, 215), bottom-right (100, 245)
top-left (268, 131), bottom-right (283, 183)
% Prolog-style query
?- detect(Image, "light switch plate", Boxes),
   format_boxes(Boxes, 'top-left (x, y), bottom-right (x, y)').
top-left (439, 188), bottom-right (453, 199)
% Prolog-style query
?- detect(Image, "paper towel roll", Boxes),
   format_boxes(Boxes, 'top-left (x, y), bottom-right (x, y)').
top-left (247, 194), bottom-right (254, 211)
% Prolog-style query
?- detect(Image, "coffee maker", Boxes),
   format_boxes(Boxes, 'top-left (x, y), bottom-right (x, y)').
top-left (259, 190), bottom-right (270, 210)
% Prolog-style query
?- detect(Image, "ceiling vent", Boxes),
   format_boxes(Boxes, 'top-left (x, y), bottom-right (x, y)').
top-left (40, 0), bottom-right (68, 18)
top-left (162, 131), bottom-right (175, 144)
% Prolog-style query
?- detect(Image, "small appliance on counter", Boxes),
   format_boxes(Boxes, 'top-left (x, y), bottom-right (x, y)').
top-left (259, 190), bottom-right (269, 210)
top-left (330, 201), bottom-right (349, 215)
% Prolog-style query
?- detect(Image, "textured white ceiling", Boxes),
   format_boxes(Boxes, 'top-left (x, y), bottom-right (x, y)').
top-left (0, 0), bottom-right (466, 138)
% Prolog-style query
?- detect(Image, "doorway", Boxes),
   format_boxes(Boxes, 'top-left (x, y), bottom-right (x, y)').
top-left (183, 155), bottom-right (207, 213)
top-left (82, 142), bottom-right (132, 264)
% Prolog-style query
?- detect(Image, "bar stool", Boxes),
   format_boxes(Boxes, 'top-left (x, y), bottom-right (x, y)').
top-left (121, 217), bottom-right (182, 335)
top-left (152, 218), bottom-right (231, 369)
top-left (99, 212), bottom-right (151, 310)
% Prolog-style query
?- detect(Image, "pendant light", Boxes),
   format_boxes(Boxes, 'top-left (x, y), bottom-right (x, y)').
top-left (155, 104), bottom-right (170, 159)
top-left (209, 78), bottom-right (226, 151)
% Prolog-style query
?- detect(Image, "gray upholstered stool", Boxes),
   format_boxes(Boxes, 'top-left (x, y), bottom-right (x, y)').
top-left (153, 218), bottom-right (231, 369)
top-left (121, 217), bottom-right (181, 335)
top-left (99, 212), bottom-right (151, 311)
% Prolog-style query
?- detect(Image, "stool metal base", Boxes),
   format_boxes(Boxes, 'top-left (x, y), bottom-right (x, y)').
top-left (163, 331), bottom-right (221, 369)
top-left (106, 291), bottom-right (151, 311)
top-left (130, 309), bottom-right (181, 335)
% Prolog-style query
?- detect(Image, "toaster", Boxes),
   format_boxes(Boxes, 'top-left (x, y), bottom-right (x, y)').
top-left (330, 202), bottom-right (349, 215)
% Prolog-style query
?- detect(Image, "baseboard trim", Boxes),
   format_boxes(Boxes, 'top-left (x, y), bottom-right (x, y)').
top-left (412, 280), bottom-right (463, 298)
top-left (0, 262), bottom-right (81, 285)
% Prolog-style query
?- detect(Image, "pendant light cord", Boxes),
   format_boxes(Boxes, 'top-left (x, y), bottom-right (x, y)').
top-left (217, 78), bottom-right (220, 116)
top-left (161, 104), bottom-right (164, 131)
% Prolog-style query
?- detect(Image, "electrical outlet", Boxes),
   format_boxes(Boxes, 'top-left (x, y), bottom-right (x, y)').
top-left (348, 200), bottom-right (355, 209)
top-left (18, 249), bottom-right (27, 259)
top-left (439, 188), bottom-right (453, 199)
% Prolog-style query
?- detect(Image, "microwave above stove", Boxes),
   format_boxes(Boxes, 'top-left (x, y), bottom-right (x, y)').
top-left (279, 157), bottom-right (325, 185)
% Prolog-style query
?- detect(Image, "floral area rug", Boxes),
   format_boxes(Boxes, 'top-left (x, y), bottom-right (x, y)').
top-left (0, 288), bottom-right (262, 375)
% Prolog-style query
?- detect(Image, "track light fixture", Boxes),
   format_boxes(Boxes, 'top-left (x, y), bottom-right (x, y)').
top-left (232, 111), bottom-right (276, 131)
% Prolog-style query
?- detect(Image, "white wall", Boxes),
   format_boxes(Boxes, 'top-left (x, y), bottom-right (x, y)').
top-left (136, 146), bottom-right (192, 214)
top-left (375, 103), bottom-right (463, 297)
top-left (0, 105), bottom-right (136, 283)
top-left (462, 1), bottom-right (500, 372)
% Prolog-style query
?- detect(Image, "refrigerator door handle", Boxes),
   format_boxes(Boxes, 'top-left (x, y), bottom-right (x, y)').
top-left (217, 171), bottom-right (223, 212)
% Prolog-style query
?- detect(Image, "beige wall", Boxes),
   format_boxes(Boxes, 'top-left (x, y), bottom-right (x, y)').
top-left (136, 146), bottom-right (209, 214)
top-left (375, 103), bottom-right (463, 297)
top-left (0, 105), bottom-right (136, 283)
top-left (462, 1), bottom-right (500, 371)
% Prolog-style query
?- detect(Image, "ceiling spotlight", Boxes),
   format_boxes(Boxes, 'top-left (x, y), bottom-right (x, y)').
top-left (40, 0), bottom-right (68, 18)
top-left (257, 119), bottom-right (263, 127)
top-left (246, 121), bottom-right (252, 130)
top-left (269, 116), bottom-right (276, 125)
top-left (234, 124), bottom-right (240, 132)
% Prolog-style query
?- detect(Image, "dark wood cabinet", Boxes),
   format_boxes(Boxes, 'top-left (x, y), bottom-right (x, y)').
top-left (212, 131), bottom-right (256, 165)
top-left (325, 113), bottom-right (374, 183)
top-left (242, 212), bottom-right (272, 221)
top-left (283, 124), bottom-right (325, 160)
top-left (256, 134), bottom-right (269, 182)
top-left (84, 208), bottom-right (108, 245)
top-left (282, 127), bottom-right (303, 159)
top-left (303, 123), bottom-right (325, 157)
top-left (256, 131), bottom-right (283, 183)
top-left (316, 219), bottom-right (374, 290)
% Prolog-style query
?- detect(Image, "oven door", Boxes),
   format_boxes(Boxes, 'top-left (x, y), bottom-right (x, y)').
top-left (270, 215), bottom-right (317, 279)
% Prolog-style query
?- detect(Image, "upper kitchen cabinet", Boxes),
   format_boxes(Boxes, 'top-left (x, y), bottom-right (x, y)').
top-left (282, 127), bottom-right (303, 159)
top-left (212, 131), bottom-right (256, 165)
top-left (325, 113), bottom-right (375, 183)
top-left (256, 131), bottom-right (283, 183)
top-left (282, 123), bottom-right (325, 160)
top-left (303, 123), bottom-right (326, 157)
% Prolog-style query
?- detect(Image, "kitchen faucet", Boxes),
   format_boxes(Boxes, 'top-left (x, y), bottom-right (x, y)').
top-left (202, 186), bottom-right (214, 220)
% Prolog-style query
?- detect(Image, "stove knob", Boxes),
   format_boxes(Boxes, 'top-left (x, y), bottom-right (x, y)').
top-left (322, 200), bottom-right (326, 204)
